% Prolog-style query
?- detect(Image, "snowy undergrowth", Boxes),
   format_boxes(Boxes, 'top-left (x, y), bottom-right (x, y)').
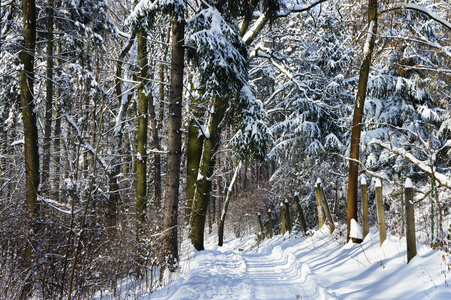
top-left (97, 225), bottom-right (450, 299)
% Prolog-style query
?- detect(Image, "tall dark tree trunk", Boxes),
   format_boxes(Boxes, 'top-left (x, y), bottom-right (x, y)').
top-left (20, 0), bottom-right (38, 297)
top-left (154, 28), bottom-right (169, 210)
top-left (185, 93), bottom-right (205, 223)
top-left (135, 28), bottom-right (148, 232)
top-left (42, 0), bottom-right (54, 194)
top-left (53, 38), bottom-right (61, 200)
top-left (346, 0), bottom-right (378, 242)
top-left (162, 20), bottom-right (185, 272)
top-left (190, 96), bottom-right (226, 251)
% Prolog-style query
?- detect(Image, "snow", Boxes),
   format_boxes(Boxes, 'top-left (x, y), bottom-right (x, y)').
top-left (369, 139), bottom-right (451, 189)
top-left (11, 139), bottom-right (24, 146)
top-left (361, 176), bottom-right (367, 185)
top-left (375, 178), bottom-right (382, 187)
top-left (349, 219), bottom-right (362, 240)
top-left (363, 21), bottom-right (376, 56)
top-left (101, 226), bottom-right (451, 299)
top-left (404, 3), bottom-right (451, 30)
top-left (405, 177), bottom-right (413, 188)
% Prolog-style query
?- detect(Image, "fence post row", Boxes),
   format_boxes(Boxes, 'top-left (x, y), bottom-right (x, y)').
top-left (315, 179), bottom-right (335, 233)
top-left (280, 202), bottom-right (286, 236)
top-left (405, 178), bottom-right (416, 263)
top-left (315, 179), bottom-right (325, 229)
top-left (294, 194), bottom-right (308, 234)
top-left (284, 199), bottom-right (292, 234)
top-left (361, 177), bottom-right (369, 240)
top-left (375, 179), bottom-right (386, 246)
top-left (319, 181), bottom-right (335, 234)
top-left (267, 209), bottom-right (273, 239)
top-left (257, 212), bottom-right (265, 240)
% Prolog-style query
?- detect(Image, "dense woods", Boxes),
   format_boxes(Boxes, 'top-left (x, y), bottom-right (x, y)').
top-left (1, 0), bottom-right (450, 298)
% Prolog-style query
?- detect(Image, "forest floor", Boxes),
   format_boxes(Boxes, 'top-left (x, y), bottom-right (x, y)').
top-left (98, 225), bottom-right (451, 299)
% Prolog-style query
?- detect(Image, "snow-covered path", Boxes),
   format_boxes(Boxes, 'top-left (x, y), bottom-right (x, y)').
top-left (148, 226), bottom-right (450, 300)
top-left (99, 226), bottom-right (451, 300)
top-left (151, 241), bottom-right (335, 300)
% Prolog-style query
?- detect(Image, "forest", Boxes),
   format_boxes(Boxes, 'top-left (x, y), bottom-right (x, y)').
top-left (1, 0), bottom-right (450, 299)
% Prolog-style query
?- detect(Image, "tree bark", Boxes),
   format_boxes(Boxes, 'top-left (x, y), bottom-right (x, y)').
top-left (53, 38), bottom-right (61, 200)
top-left (185, 93), bottom-right (205, 223)
top-left (135, 28), bottom-right (148, 231)
top-left (20, 0), bottom-right (38, 297)
top-left (346, 0), bottom-right (378, 242)
top-left (162, 20), bottom-right (185, 272)
top-left (42, 0), bottom-right (54, 194)
top-left (155, 28), bottom-right (169, 210)
top-left (190, 96), bottom-right (226, 251)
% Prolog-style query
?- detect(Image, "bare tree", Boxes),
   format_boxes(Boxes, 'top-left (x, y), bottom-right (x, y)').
top-left (346, 0), bottom-right (378, 242)
top-left (20, 0), bottom-right (38, 297)
top-left (162, 19), bottom-right (185, 272)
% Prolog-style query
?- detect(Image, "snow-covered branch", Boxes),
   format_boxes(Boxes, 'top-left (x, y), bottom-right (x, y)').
top-left (368, 139), bottom-right (451, 189)
top-left (380, 2), bottom-right (451, 31)
top-left (243, 0), bottom-right (327, 45)
top-left (66, 115), bottom-right (110, 173)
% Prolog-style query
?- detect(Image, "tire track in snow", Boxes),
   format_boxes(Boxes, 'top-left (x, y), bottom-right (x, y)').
top-left (150, 245), bottom-right (337, 300)
top-left (243, 245), bottom-right (337, 300)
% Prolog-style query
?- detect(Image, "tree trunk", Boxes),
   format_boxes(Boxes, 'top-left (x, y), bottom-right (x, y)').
top-left (107, 33), bottom-right (135, 228)
top-left (346, 0), bottom-right (378, 242)
top-left (53, 38), bottom-right (62, 200)
top-left (218, 162), bottom-right (241, 246)
top-left (216, 171), bottom-right (221, 226)
top-left (185, 93), bottom-right (205, 223)
top-left (162, 20), bottom-right (184, 272)
top-left (190, 96), bottom-right (226, 251)
top-left (20, 0), bottom-right (38, 297)
top-left (155, 28), bottom-right (169, 210)
top-left (42, 0), bottom-right (54, 194)
top-left (135, 28), bottom-right (148, 231)
top-left (148, 87), bottom-right (161, 209)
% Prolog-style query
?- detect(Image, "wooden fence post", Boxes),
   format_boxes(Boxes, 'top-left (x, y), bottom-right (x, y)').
top-left (257, 212), bottom-right (265, 240)
top-left (268, 209), bottom-right (273, 239)
top-left (317, 179), bottom-right (335, 233)
top-left (280, 202), bottom-right (286, 236)
top-left (361, 177), bottom-right (369, 239)
top-left (294, 194), bottom-right (307, 233)
top-left (405, 178), bottom-right (416, 263)
top-left (284, 199), bottom-right (292, 234)
top-left (375, 179), bottom-right (386, 246)
top-left (315, 179), bottom-right (325, 229)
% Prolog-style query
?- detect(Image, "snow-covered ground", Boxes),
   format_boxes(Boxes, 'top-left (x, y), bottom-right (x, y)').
top-left (98, 225), bottom-right (450, 299)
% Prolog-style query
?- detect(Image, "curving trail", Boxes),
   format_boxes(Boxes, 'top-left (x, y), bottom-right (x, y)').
top-left (150, 232), bottom-right (338, 300)
top-left (99, 226), bottom-right (451, 300)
